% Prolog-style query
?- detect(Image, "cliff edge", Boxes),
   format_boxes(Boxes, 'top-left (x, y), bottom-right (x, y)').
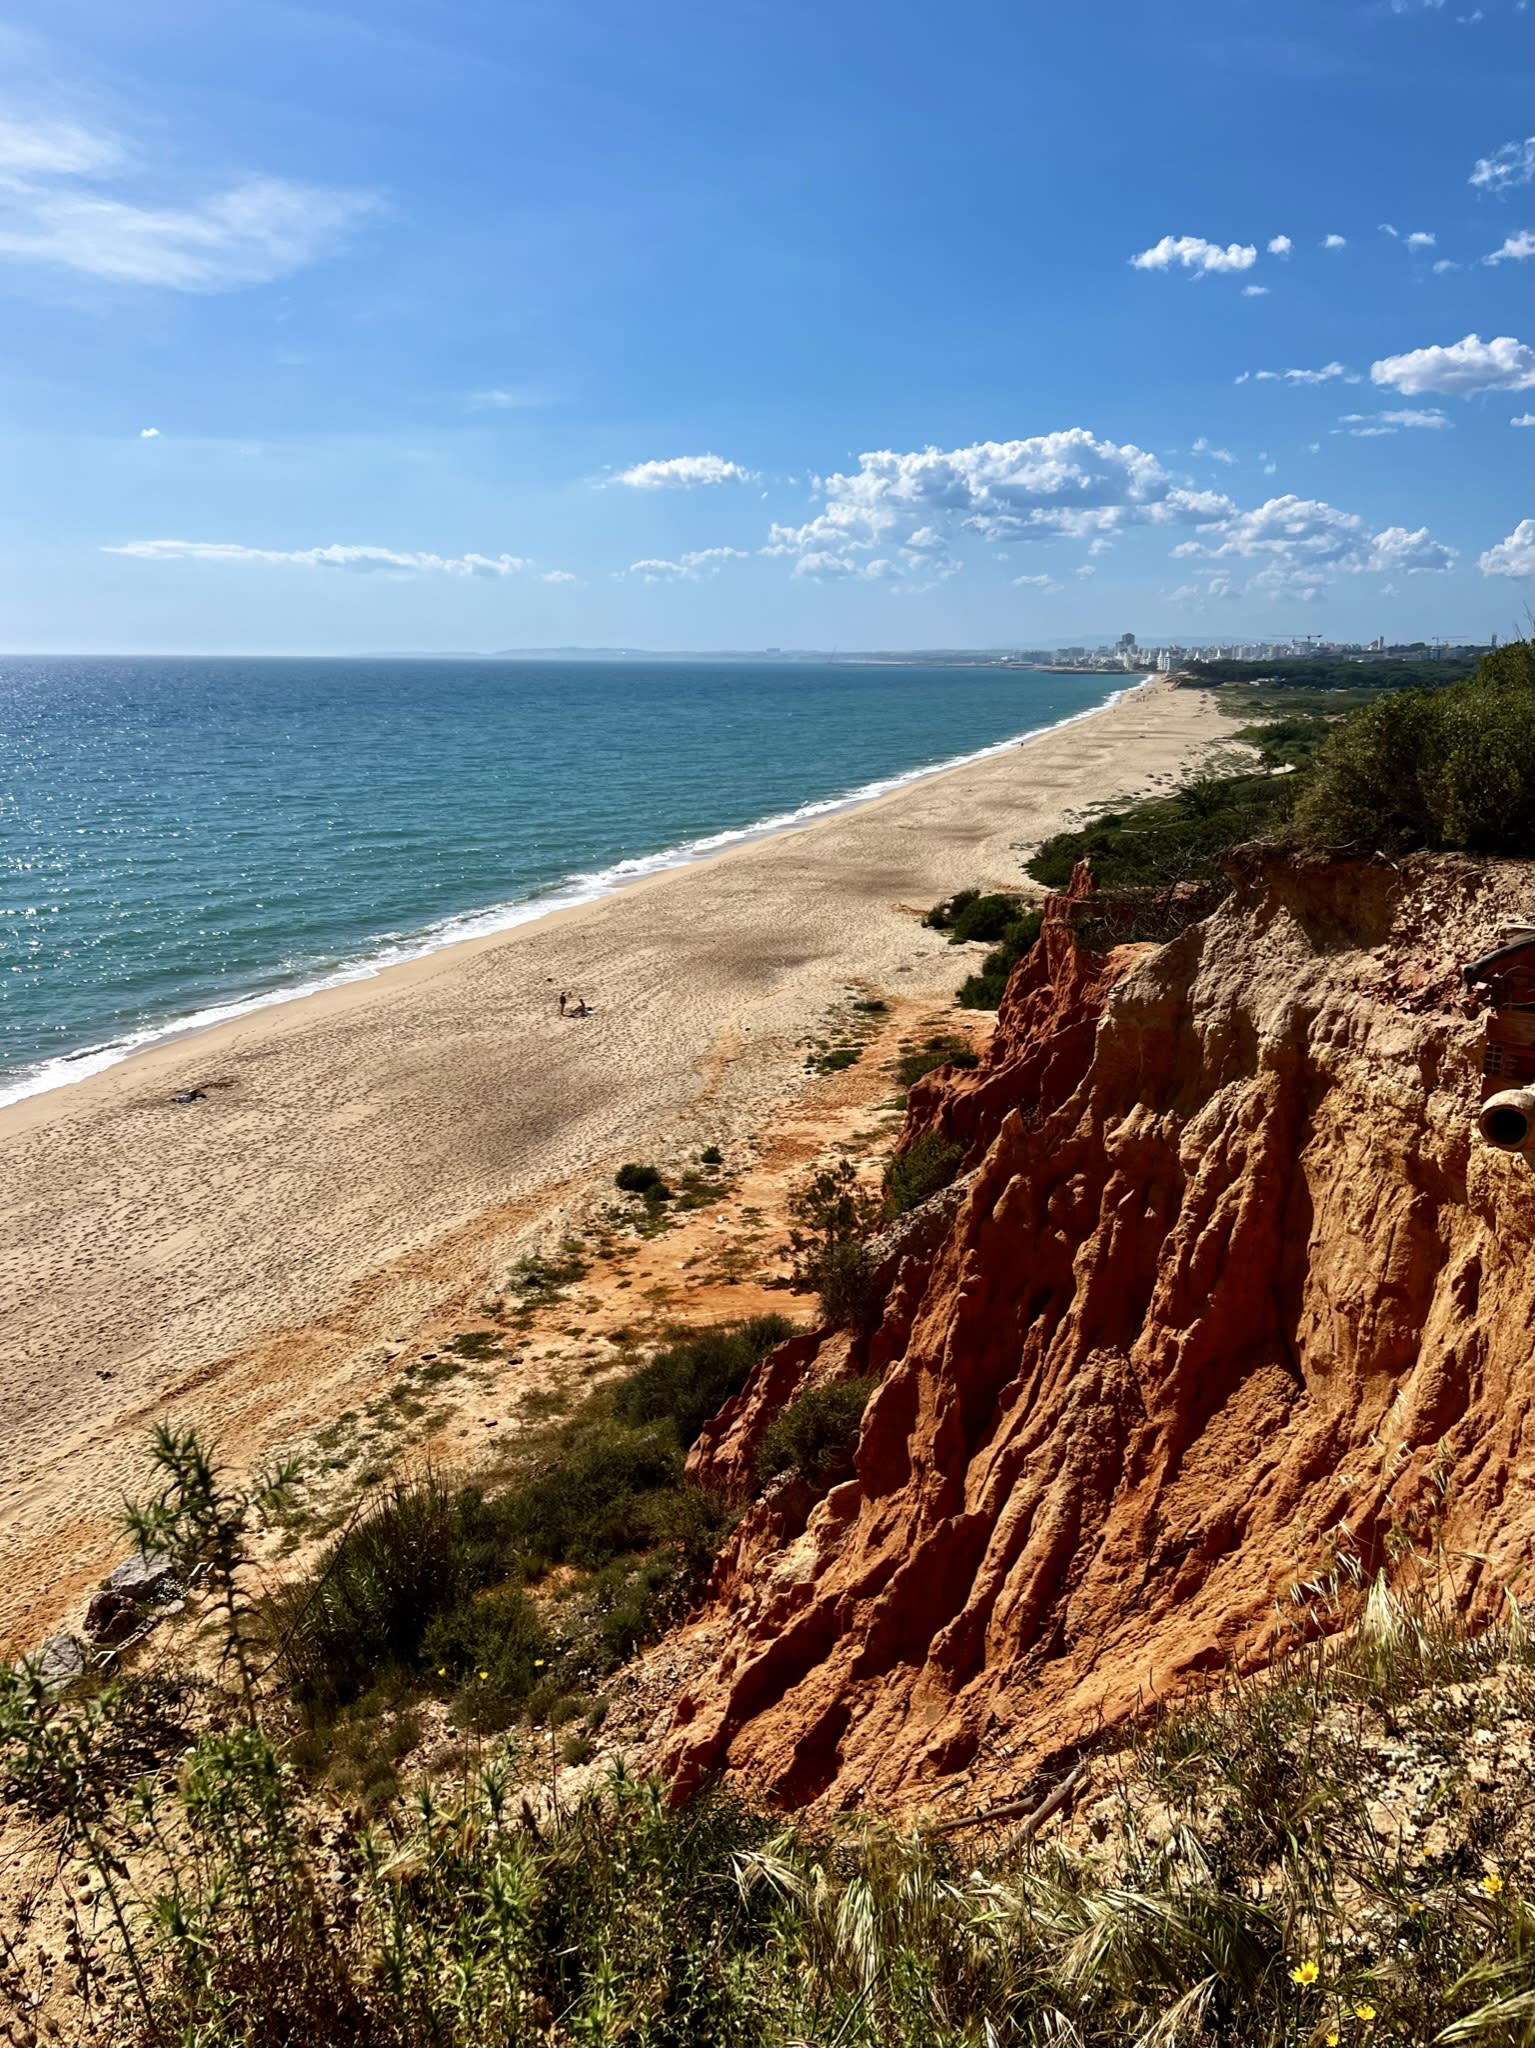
top-left (664, 851), bottom-right (1535, 1812)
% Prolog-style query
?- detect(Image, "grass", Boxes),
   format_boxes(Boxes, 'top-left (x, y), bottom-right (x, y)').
top-left (4, 1544), bottom-right (1527, 2047)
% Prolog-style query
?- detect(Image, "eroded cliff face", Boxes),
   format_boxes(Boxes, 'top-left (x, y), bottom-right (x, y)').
top-left (665, 853), bottom-right (1535, 1813)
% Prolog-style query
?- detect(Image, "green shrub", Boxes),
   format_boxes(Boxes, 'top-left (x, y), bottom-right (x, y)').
top-left (922, 886), bottom-right (979, 931)
top-left (612, 1317), bottom-right (794, 1448)
top-left (615, 1162), bottom-right (671, 1198)
top-left (958, 908), bottom-right (1043, 1009)
top-left (755, 1377), bottom-right (878, 1491)
top-left (699, 1144), bottom-right (724, 1166)
top-left (782, 1161), bottom-right (884, 1330)
top-left (422, 1587), bottom-right (549, 1731)
top-left (945, 891), bottom-right (1028, 945)
top-left (275, 1476), bottom-right (481, 1717)
top-left (884, 1131), bottom-right (966, 1218)
top-left (507, 1247), bottom-right (588, 1301)
top-left (1290, 644), bottom-right (1535, 855)
top-left (277, 1319), bottom-right (790, 1722)
top-left (1028, 769), bottom-right (1299, 891)
top-left (894, 1036), bottom-right (980, 1089)
top-left (807, 1043), bottom-right (861, 1075)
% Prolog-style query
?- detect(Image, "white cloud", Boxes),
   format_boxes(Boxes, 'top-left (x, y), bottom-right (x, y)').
top-left (1469, 137), bottom-right (1534, 190)
top-left (1484, 230), bottom-right (1535, 263)
top-left (1245, 360), bottom-right (1350, 385)
top-left (103, 540), bottom-right (534, 576)
top-left (1242, 284), bottom-right (1269, 296)
top-left (1512, 412), bottom-right (1535, 426)
top-left (138, 425), bottom-right (159, 438)
top-left (1011, 573), bottom-right (1062, 592)
top-left (1175, 493), bottom-right (1455, 587)
top-left (1368, 526), bottom-right (1456, 572)
top-left (1075, 563), bottom-right (1097, 577)
top-left (1433, 259), bottom-right (1461, 273)
top-left (624, 546), bottom-right (749, 582)
top-left (1339, 407), bottom-right (1452, 434)
top-left (0, 114), bottom-right (124, 177)
top-left (611, 453), bottom-right (754, 488)
top-left (762, 432), bottom-right (1235, 576)
top-left (1478, 519), bottom-right (1534, 576)
top-left (1267, 234), bottom-right (1292, 255)
top-left (1380, 223), bottom-right (1399, 238)
top-left (1129, 234), bottom-right (1257, 274)
top-left (1405, 231), bottom-right (1437, 249)
top-left (1322, 233), bottom-right (1348, 250)
top-left (541, 569), bottom-right (578, 584)
top-left (1192, 436), bottom-right (1236, 463)
top-left (1371, 332), bottom-right (1535, 395)
top-left (0, 126), bottom-right (377, 290)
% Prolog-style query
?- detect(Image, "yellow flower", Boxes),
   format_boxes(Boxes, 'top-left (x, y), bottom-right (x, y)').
top-left (534, 1658), bottom-right (545, 1668)
top-left (1326, 2034), bottom-right (1339, 2046)
top-left (478, 1669), bottom-right (489, 1680)
top-left (1481, 1871), bottom-right (1504, 1896)
top-left (1353, 2004), bottom-right (1377, 2023)
top-left (437, 1667), bottom-right (447, 1677)
top-left (1290, 1960), bottom-right (1320, 1986)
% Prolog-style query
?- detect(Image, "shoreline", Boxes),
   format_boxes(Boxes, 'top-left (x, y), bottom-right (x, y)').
top-left (0, 676), bottom-right (1221, 1646)
top-left (0, 675), bottom-right (1143, 1115)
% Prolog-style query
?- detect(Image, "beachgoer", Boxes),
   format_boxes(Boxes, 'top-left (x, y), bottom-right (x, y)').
top-left (558, 991), bottom-right (568, 1016)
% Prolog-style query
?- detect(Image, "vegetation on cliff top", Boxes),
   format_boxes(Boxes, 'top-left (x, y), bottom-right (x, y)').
top-left (1028, 641), bottom-right (1534, 893)
top-left (4, 1493), bottom-right (1529, 2046)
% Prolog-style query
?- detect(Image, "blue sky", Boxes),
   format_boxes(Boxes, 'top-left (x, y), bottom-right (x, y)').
top-left (1, 0), bottom-right (1531, 652)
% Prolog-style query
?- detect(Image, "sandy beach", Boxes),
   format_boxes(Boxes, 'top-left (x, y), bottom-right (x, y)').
top-left (0, 678), bottom-right (1223, 1645)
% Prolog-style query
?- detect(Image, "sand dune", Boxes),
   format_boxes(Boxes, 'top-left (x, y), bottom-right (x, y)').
top-left (0, 678), bottom-right (1223, 1645)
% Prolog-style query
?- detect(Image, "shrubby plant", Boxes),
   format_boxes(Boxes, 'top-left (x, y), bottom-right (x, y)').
top-left (781, 1159), bottom-right (884, 1331)
top-left (755, 1376), bottom-right (877, 1492)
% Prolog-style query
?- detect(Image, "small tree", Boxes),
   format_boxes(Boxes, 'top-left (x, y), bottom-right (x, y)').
top-left (124, 1425), bottom-right (297, 1712)
top-left (781, 1160), bottom-right (884, 1330)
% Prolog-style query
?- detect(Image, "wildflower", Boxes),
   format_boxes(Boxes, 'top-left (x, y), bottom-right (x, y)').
top-left (533, 1658), bottom-right (545, 1668)
top-left (478, 1669), bottom-right (489, 1680)
top-left (1290, 1960), bottom-right (1320, 1986)
top-left (437, 1667), bottom-right (447, 1677)
top-left (1480, 1871), bottom-right (1504, 1896)
top-left (1326, 2034), bottom-right (1339, 2046)
top-left (1353, 2004), bottom-right (1377, 2022)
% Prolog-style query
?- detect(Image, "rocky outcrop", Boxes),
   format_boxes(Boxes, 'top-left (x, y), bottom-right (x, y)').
top-left (664, 852), bottom-right (1534, 1814)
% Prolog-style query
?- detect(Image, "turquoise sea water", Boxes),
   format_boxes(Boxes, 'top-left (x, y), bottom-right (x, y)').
top-left (0, 657), bottom-right (1128, 1104)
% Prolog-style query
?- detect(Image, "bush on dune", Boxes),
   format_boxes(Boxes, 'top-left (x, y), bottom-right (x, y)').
top-left (1289, 641), bottom-right (1535, 855)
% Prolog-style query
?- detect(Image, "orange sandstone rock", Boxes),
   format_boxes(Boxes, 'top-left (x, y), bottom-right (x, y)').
top-left (664, 851), bottom-right (1535, 1814)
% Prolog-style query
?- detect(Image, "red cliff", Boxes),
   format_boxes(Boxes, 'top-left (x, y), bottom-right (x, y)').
top-left (665, 852), bottom-right (1535, 1813)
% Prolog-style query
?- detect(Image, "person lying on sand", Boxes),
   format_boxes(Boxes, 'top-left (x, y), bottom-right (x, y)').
top-left (570, 999), bottom-right (592, 1018)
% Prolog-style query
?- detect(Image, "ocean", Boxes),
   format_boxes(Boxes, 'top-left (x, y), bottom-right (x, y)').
top-left (0, 656), bottom-right (1127, 1105)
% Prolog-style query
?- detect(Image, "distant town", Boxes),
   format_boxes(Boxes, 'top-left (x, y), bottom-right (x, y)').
top-left (852, 633), bottom-right (1499, 674)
